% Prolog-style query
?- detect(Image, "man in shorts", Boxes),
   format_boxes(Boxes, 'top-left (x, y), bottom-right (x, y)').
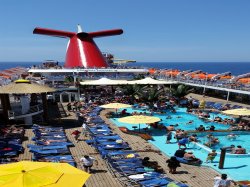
top-left (71, 129), bottom-right (81, 143)
top-left (82, 123), bottom-right (88, 139)
top-left (80, 155), bottom-right (98, 173)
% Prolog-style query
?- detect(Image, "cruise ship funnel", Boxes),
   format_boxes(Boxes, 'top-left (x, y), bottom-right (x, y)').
top-left (33, 26), bottom-right (123, 68)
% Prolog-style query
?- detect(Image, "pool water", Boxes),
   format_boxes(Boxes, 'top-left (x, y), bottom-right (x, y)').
top-left (148, 131), bottom-right (250, 181)
top-left (115, 107), bottom-right (230, 131)
top-left (197, 133), bottom-right (250, 153)
top-left (111, 107), bottom-right (250, 181)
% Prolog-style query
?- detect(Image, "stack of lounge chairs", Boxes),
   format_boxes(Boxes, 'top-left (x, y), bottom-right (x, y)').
top-left (28, 124), bottom-right (75, 166)
top-left (204, 101), bottom-right (243, 111)
top-left (0, 126), bottom-right (25, 163)
top-left (85, 107), bottom-right (188, 187)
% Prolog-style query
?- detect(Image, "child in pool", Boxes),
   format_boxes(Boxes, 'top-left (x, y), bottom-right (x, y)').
top-left (206, 149), bottom-right (217, 163)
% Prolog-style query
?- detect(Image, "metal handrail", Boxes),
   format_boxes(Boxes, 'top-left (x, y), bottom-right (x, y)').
top-left (157, 76), bottom-right (250, 92)
top-left (8, 104), bottom-right (43, 119)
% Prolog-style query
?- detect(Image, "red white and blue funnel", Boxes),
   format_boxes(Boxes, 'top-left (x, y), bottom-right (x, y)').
top-left (33, 25), bottom-right (123, 68)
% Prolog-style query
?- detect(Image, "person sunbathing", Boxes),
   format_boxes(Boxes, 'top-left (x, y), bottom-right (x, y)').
top-left (142, 157), bottom-right (164, 173)
top-left (184, 152), bottom-right (197, 161)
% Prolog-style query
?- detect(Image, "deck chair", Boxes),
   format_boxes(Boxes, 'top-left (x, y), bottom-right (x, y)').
top-left (139, 178), bottom-right (170, 187)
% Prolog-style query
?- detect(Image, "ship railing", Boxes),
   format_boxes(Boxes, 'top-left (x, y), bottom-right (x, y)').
top-left (8, 104), bottom-right (43, 120)
top-left (157, 76), bottom-right (250, 91)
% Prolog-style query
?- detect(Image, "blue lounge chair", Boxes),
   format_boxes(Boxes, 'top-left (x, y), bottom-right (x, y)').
top-left (0, 143), bottom-right (24, 153)
top-left (205, 101), bottom-right (215, 108)
top-left (128, 172), bottom-right (163, 181)
top-left (175, 156), bottom-right (202, 166)
top-left (94, 135), bottom-right (121, 140)
top-left (0, 150), bottom-right (18, 157)
top-left (98, 144), bottom-right (130, 150)
top-left (231, 105), bottom-right (243, 109)
top-left (33, 155), bottom-right (75, 166)
top-left (34, 141), bottom-right (73, 146)
top-left (33, 131), bottom-right (65, 135)
top-left (29, 145), bottom-right (68, 151)
top-left (213, 103), bottom-right (223, 110)
top-left (139, 178), bottom-right (170, 187)
top-left (31, 148), bottom-right (69, 155)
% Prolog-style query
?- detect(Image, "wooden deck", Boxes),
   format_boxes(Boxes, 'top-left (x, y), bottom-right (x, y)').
top-left (187, 93), bottom-right (250, 108)
top-left (18, 108), bottom-right (122, 187)
top-left (65, 128), bottom-right (122, 187)
top-left (17, 104), bottom-right (238, 187)
top-left (18, 128), bottom-right (33, 161)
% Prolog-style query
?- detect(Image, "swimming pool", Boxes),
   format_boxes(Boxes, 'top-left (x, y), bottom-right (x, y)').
top-left (148, 131), bottom-right (250, 181)
top-left (115, 107), bottom-right (231, 131)
top-left (111, 107), bottom-right (250, 181)
top-left (194, 131), bottom-right (250, 155)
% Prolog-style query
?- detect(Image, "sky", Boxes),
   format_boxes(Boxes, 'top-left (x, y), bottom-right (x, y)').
top-left (0, 0), bottom-right (250, 63)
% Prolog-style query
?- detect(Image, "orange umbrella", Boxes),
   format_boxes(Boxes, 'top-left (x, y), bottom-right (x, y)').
top-left (148, 68), bottom-right (157, 74)
top-left (165, 70), bottom-right (180, 77)
top-left (0, 75), bottom-right (11, 79)
top-left (166, 72), bottom-right (179, 76)
top-left (207, 74), bottom-right (216, 79)
top-left (191, 73), bottom-right (205, 79)
top-left (238, 78), bottom-right (250, 84)
top-left (220, 75), bottom-right (232, 79)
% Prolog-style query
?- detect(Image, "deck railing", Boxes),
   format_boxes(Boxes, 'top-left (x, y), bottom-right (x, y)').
top-left (8, 104), bottom-right (43, 119)
top-left (157, 76), bottom-right (250, 92)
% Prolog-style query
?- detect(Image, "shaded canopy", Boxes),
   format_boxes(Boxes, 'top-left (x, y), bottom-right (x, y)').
top-left (118, 115), bottom-right (161, 124)
top-left (100, 102), bottom-right (132, 109)
top-left (80, 77), bottom-right (128, 85)
top-left (80, 77), bottom-right (171, 86)
top-left (222, 108), bottom-right (250, 116)
top-left (127, 77), bottom-right (170, 85)
top-left (0, 79), bottom-right (55, 94)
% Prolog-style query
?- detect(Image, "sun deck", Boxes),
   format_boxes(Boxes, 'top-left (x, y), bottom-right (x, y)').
top-left (17, 103), bottom-right (240, 187)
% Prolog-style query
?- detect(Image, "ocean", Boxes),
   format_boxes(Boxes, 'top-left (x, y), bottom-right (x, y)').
top-left (0, 62), bottom-right (249, 75)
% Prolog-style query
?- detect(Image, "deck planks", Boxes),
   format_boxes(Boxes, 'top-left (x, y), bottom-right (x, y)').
top-left (18, 128), bottom-right (33, 161)
top-left (65, 128), bottom-right (122, 187)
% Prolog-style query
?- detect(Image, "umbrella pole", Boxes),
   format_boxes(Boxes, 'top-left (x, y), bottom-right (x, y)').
top-left (139, 124), bottom-right (140, 132)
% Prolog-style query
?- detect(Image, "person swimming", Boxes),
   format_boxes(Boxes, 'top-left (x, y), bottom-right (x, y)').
top-left (235, 145), bottom-right (246, 154)
top-left (227, 133), bottom-right (238, 140)
top-left (186, 120), bottom-right (193, 125)
top-left (204, 135), bottom-right (220, 147)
